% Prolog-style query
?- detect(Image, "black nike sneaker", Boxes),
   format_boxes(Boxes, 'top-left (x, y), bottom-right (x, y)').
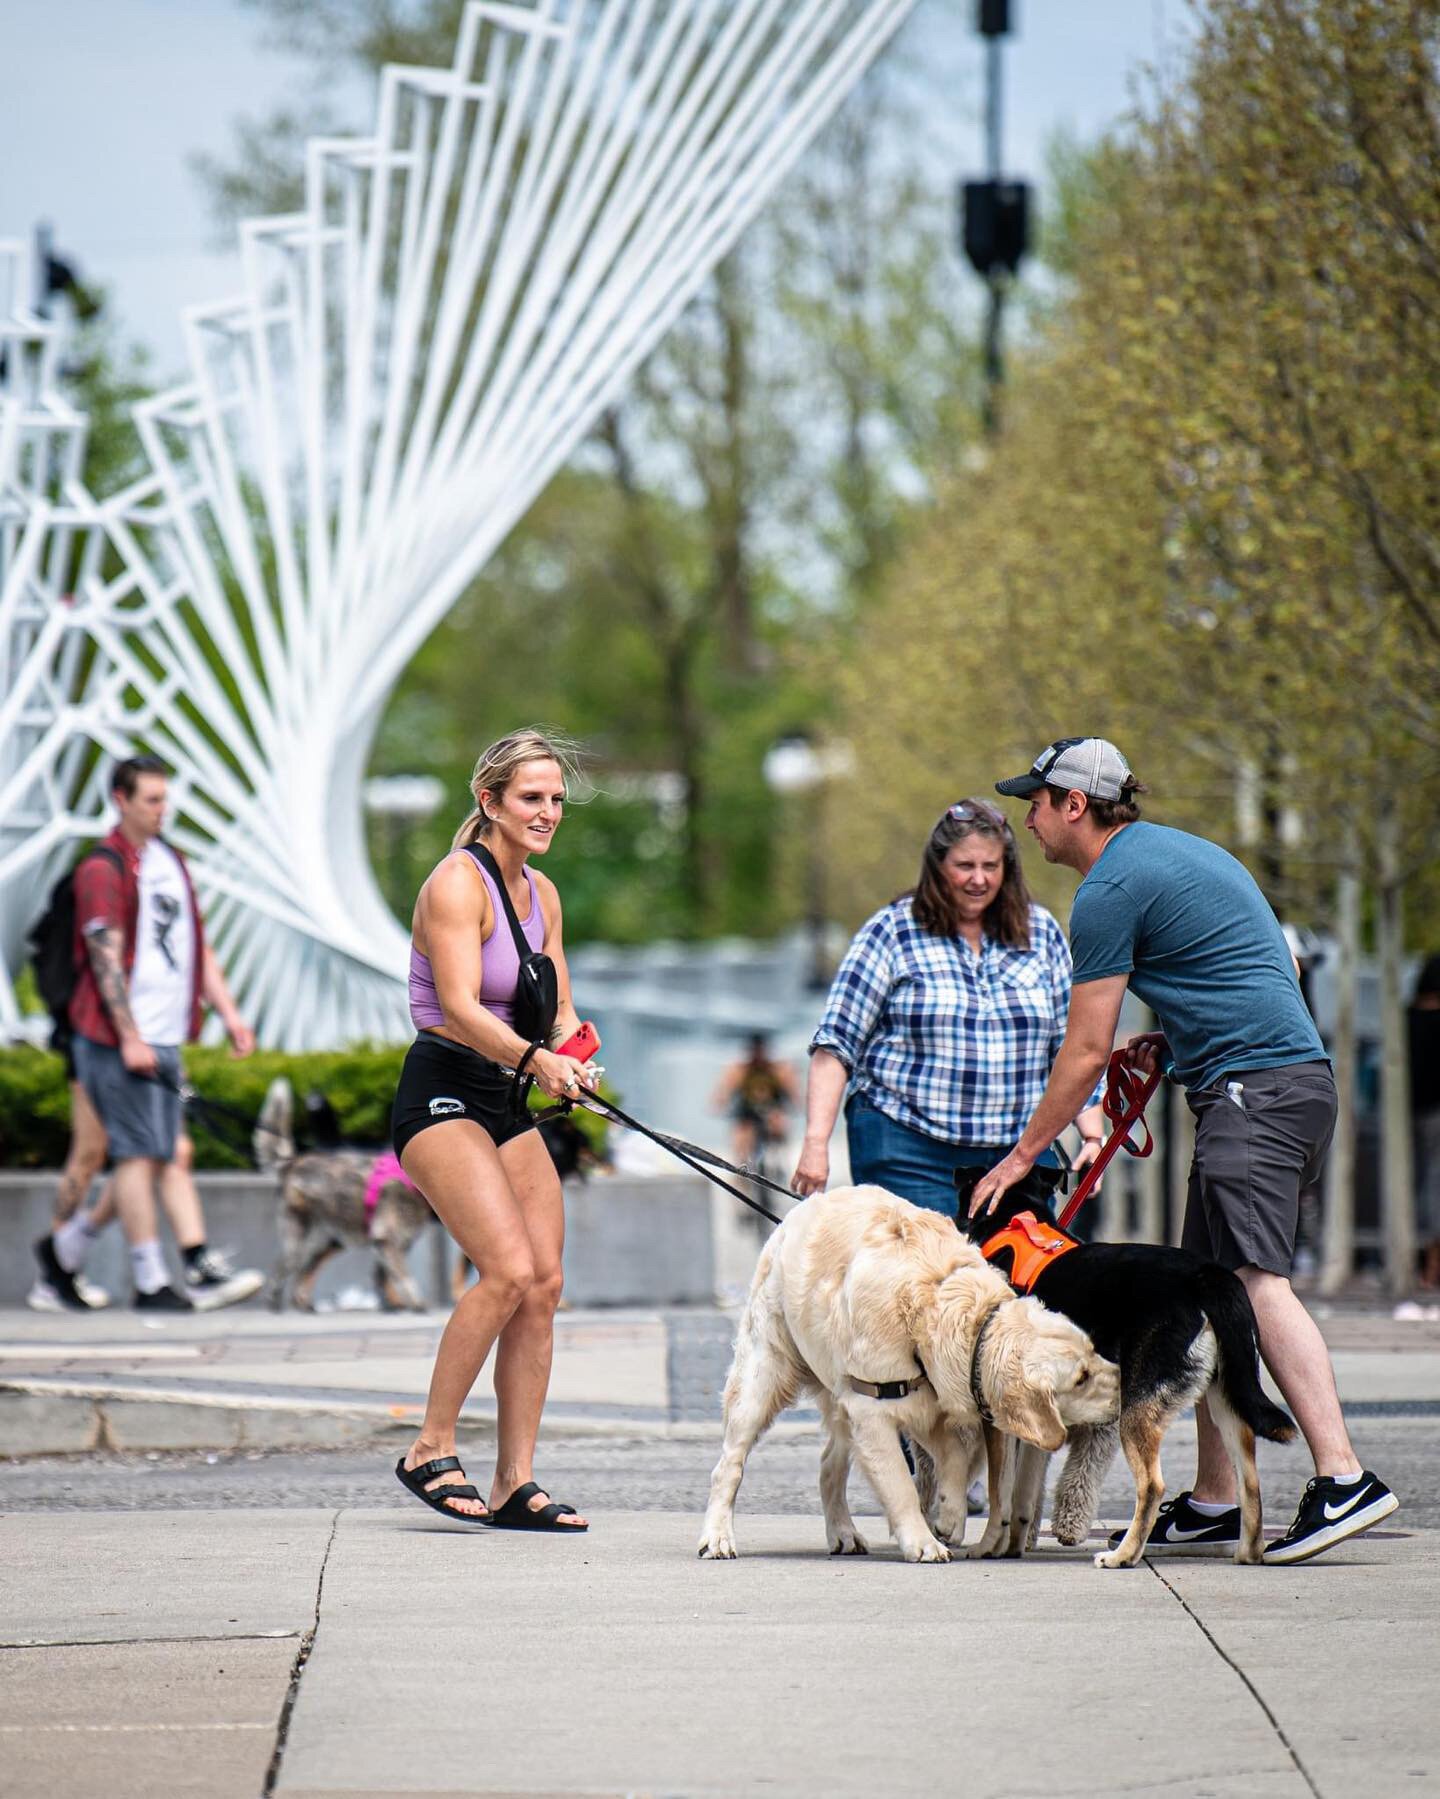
top-left (133, 1284), bottom-right (193, 1312)
top-left (30, 1234), bottom-right (89, 1311)
top-left (1107, 1491), bottom-right (1241, 1555)
top-left (1264, 1472), bottom-right (1398, 1565)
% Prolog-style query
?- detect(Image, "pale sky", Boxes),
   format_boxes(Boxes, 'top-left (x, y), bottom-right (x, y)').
top-left (2, 0), bottom-right (1180, 379)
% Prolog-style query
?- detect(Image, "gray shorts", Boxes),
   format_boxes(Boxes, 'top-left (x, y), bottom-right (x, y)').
top-left (72, 1036), bottom-right (183, 1163)
top-left (1182, 1060), bottom-right (1336, 1275)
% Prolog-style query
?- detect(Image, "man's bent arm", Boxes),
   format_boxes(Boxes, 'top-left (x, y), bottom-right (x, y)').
top-left (1016, 976), bottom-right (1128, 1158)
top-left (202, 945), bottom-right (254, 1055)
top-left (968, 975), bottom-right (1128, 1215)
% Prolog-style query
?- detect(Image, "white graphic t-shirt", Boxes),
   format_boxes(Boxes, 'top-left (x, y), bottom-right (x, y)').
top-left (129, 841), bottom-right (196, 1047)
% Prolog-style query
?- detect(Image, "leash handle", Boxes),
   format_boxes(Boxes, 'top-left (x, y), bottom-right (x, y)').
top-left (1056, 1050), bottom-right (1161, 1231)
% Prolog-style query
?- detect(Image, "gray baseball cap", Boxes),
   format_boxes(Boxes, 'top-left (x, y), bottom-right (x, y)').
top-left (995, 737), bottom-right (1136, 801)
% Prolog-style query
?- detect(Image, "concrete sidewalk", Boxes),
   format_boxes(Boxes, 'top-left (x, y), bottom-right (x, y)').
top-left (3, 1505), bottom-right (1434, 1798)
top-left (3, 1300), bottom-right (1439, 1457)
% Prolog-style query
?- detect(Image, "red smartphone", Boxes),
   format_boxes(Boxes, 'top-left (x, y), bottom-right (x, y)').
top-left (556, 1020), bottom-right (599, 1062)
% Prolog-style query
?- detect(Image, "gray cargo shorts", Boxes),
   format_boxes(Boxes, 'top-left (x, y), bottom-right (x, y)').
top-left (1182, 1059), bottom-right (1336, 1276)
top-left (71, 1036), bottom-right (183, 1163)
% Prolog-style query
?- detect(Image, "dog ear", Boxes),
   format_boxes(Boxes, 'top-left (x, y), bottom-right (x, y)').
top-left (996, 1381), bottom-right (1067, 1453)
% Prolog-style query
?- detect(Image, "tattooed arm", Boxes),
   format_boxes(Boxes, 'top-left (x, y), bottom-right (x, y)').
top-left (84, 924), bottom-right (157, 1076)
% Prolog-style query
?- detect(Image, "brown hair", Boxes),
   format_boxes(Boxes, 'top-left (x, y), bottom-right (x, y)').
top-left (907, 800), bottom-right (1033, 948)
top-left (450, 728), bottom-right (584, 850)
top-left (111, 754), bottom-right (169, 798)
top-left (1042, 781), bottom-right (1147, 828)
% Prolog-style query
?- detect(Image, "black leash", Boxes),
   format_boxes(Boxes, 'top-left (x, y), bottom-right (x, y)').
top-left (538, 1088), bottom-right (790, 1228)
top-left (157, 1061), bottom-right (791, 1229)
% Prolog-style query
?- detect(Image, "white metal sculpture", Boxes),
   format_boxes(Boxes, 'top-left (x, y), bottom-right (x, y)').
top-left (0, 243), bottom-right (110, 1031)
top-left (1, 0), bottom-right (915, 1049)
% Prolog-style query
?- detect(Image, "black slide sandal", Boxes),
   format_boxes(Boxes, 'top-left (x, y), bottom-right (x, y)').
top-left (394, 1455), bottom-right (492, 1525)
top-left (483, 1479), bottom-right (588, 1532)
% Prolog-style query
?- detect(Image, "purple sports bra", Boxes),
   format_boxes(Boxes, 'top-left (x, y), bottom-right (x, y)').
top-left (408, 855), bottom-right (543, 1032)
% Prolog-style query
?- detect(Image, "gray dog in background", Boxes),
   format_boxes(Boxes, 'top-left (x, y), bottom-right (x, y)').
top-left (255, 1077), bottom-right (431, 1312)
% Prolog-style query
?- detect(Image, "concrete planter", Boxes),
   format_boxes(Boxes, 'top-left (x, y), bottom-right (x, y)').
top-left (0, 1168), bottom-right (737, 1310)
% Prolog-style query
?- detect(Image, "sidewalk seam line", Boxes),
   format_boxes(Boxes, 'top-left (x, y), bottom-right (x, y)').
top-left (1, 1633), bottom-right (302, 1650)
top-left (263, 1505), bottom-right (339, 1797)
top-left (1146, 1559), bottom-right (1321, 1798)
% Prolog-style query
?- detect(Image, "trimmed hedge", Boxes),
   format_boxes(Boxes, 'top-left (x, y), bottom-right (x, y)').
top-left (0, 1043), bottom-right (610, 1170)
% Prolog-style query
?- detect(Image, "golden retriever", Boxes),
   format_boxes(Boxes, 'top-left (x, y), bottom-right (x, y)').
top-left (698, 1186), bottom-right (1119, 1564)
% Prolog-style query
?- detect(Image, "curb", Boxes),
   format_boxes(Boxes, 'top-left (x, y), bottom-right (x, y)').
top-left (0, 1378), bottom-right (819, 1458)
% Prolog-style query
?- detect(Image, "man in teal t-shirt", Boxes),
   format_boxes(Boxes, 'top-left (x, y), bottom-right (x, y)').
top-left (969, 736), bottom-right (1395, 1567)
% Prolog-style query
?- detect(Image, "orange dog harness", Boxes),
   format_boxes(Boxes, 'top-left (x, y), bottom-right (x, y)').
top-left (982, 1210), bottom-right (1080, 1293)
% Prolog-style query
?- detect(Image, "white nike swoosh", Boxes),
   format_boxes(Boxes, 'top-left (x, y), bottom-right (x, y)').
top-left (1322, 1490), bottom-right (1370, 1521)
top-left (1164, 1520), bottom-right (1226, 1541)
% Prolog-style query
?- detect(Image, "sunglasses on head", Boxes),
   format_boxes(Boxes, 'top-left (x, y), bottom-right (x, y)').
top-left (947, 800), bottom-right (1007, 829)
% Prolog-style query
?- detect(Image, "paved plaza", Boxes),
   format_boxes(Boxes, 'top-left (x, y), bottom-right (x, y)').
top-left (2, 1301), bottom-right (1438, 1797)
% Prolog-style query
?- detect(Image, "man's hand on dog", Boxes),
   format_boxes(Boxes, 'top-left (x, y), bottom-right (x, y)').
top-left (968, 1144), bottom-right (1037, 1217)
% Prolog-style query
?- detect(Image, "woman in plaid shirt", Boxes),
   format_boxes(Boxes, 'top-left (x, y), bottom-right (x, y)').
top-left (792, 800), bottom-right (1104, 1218)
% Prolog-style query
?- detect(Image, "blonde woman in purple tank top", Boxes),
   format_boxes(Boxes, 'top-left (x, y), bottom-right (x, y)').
top-left (391, 729), bottom-right (600, 1532)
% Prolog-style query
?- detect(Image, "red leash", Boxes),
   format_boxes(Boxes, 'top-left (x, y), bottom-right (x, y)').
top-left (1057, 1050), bottom-right (1162, 1230)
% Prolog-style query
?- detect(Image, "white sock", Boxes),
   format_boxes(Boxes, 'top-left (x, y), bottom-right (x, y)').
top-left (130, 1240), bottom-right (170, 1295)
top-left (1188, 1497), bottom-right (1235, 1516)
top-left (53, 1214), bottom-right (97, 1274)
top-left (1328, 1468), bottom-right (1364, 1486)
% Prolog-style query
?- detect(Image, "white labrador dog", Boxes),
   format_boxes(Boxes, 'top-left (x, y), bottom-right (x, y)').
top-left (698, 1186), bottom-right (1119, 1564)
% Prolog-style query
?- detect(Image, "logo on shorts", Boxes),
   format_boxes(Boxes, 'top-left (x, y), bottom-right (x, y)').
top-left (428, 1096), bottom-right (465, 1117)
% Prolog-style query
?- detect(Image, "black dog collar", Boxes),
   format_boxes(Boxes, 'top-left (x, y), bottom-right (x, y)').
top-left (969, 1307), bottom-right (999, 1425)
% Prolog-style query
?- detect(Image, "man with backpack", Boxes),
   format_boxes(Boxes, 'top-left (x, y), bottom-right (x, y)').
top-left (32, 755), bottom-right (262, 1311)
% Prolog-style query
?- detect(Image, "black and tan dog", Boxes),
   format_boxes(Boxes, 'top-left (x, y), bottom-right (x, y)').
top-left (952, 1177), bottom-right (1296, 1567)
top-left (255, 1078), bottom-right (432, 1312)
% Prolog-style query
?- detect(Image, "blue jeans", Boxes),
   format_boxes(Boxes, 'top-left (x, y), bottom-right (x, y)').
top-left (845, 1093), bottom-right (1058, 1219)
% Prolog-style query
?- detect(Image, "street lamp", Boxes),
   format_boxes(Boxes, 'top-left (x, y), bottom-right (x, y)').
top-left (959, 1), bottom-right (1030, 437)
top-left (762, 734), bottom-right (854, 991)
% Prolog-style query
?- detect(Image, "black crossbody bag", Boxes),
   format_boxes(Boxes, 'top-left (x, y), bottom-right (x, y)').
top-left (466, 843), bottom-right (559, 1049)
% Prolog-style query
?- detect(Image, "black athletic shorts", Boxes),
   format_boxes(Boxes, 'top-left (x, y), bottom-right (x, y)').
top-left (1181, 1060), bottom-right (1336, 1275)
top-left (391, 1031), bottom-right (537, 1162)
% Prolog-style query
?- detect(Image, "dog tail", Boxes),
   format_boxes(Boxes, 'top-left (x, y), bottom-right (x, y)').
top-left (1198, 1265), bottom-right (1296, 1443)
top-left (255, 1076), bottom-right (295, 1173)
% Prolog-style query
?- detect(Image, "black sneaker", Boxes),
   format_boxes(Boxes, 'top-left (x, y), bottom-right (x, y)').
top-left (1264, 1472), bottom-right (1398, 1565)
top-left (31, 1235), bottom-right (89, 1311)
top-left (184, 1248), bottom-right (264, 1312)
top-left (1107, 1491), bottom-right (1241, 1554)
top-left (133, 1284), bottom-right (193, 1311)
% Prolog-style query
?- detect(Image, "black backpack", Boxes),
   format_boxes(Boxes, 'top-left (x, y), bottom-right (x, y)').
top-left (465, 843), bottom-right (558, 1045)
top-left (27, 845), bottom-right (124, 1047)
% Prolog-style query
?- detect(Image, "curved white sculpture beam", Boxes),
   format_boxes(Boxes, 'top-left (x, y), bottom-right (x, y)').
top-left (4, 0), bottom-right (915, 1048)
top-left (0, 242), bottom-right (110, 1031)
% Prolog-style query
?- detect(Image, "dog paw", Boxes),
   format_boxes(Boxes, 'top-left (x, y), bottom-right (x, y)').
top-left (1093, 1548), bottom-right (1141, 1569)
top-left (1053, 1527), bottom-right (1085, 1547)
top-left (698, 1535), bottom-right (737, 1560)
top-left (828, 1526), bottom-right (869, 1555)
top-left (901, 1536), bottom-right (952, 1564)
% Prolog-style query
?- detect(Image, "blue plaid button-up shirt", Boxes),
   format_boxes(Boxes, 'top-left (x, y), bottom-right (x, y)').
top-left (811, 899), bottom-right (1093, 1148)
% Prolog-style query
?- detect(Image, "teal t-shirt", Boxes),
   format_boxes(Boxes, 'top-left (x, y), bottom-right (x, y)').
top-left (1069, 822), bottom-right (1325, 1092)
